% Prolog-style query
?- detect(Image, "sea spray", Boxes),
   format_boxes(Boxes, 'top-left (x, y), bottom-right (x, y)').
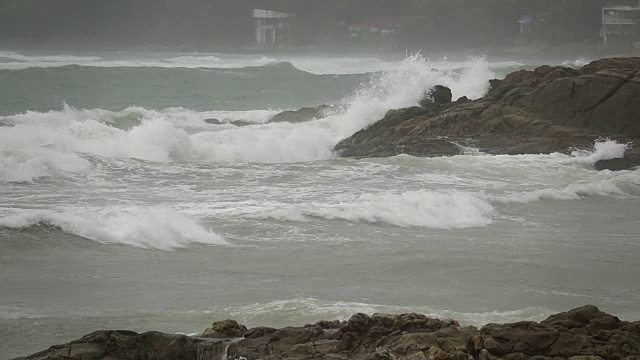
top-left (567, 139), bottom-right (632, 165)
top-left (0, 55), bottom-right (496, 174)
top-left (190, 54), bottom-right (495, 163)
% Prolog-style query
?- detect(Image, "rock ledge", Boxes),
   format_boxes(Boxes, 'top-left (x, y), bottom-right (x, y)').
top-left (334, 58), bottom-right (640, 170)
top-left (14, 305), bottom-right (640, 360)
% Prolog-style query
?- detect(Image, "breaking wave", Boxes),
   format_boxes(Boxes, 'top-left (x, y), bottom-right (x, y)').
top-left (0, 55), bottom-right (495, 180)
top-left (0, 207), bottom-right (227, 250)
top-left (0, 51), bottom-right (102, 64)
top-left (560, 58), bottom-right (592, 68)
top-left (165, 54), bottom-right (279, 68)
top-left (495, 169), bottom-right (640, 204)
top-left (566, 139), bottom-right (631, 165)
top-left (251, 190), bottom-right (494, 229)
top-left (223, 298), bottom-right (555, 328)
top-left (0, 50), bottom-right (523, 75)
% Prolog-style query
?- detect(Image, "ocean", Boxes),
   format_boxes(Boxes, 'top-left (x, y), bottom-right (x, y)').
top-left (0, 51), bottom-right (638, 359)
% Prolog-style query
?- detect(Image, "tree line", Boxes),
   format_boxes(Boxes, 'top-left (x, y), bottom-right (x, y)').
top-left (0, 0), bottom-right (630, 49)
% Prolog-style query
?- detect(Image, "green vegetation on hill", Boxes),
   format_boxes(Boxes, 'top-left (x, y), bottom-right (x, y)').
top-left (0, 0), bottom-right (631, 49)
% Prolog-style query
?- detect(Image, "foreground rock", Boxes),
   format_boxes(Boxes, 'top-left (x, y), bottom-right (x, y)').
top-left (14, 305), bottom-right (640, 360)
top-left (335, 58), bottom-right (640, 170)
top-left (13, 331), bottom-right (231, 360)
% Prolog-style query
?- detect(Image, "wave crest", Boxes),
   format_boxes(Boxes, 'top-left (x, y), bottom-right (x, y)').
top-left (251, 190), bottom-right (494, 229)
top-left (0, 207), bottom-right (227, 250)
top-left (224, 298), bottom-right (555, 327)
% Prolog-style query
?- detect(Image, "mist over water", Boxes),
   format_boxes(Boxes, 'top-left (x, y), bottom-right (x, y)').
top-left (1, 51), bottom-right (640, 359)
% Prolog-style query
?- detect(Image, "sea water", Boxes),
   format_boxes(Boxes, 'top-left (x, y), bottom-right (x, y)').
top-left (0, 51), bottom-right (639, 359)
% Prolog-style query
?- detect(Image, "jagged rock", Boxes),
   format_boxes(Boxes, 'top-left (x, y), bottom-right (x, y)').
top-left (269, 105), bottom-right (335, 123)
top-left (595, 147), bottom-right (640, 171)
top-left (454, 96), bottom-right (471, 105)
top-left (335, 58), bottom-right (640, 170)
top-left (204, 118), bottom-right (256, 126)
top-left (12, 306), bottom-right (640, 360)
top-left (202, 319), bottom-right (248, 338)
top-left (468, 306), bottom-right (640, 359)
top-left (420, 85), bottom-right (453, 106)
top-left (11, 330), bottom-right (228, 360)
top-left (203, 118), bottom-right (222, 125)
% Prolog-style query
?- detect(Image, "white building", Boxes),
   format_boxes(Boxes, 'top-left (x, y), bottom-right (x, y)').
top-left (253, 9), bottom-right (292, 45)
top-left (601, 2), bottom-right (640, 46)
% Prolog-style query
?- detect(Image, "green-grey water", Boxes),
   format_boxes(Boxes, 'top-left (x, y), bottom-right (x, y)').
top-left (0, 51), bottom-right (638, 359)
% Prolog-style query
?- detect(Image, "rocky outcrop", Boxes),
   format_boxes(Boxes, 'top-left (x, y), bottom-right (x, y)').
top-left (470, 305), bottom-right (640, 360)
top-left (420, 85), bottom-right (453, 106)
top-left (335, 58), bottom-right (640, 170)
top-left (12, 330), bottom-right (231, 360)
top-left (203, 118), bottom-right (222, 125)
top-left (269, 105), bottom-right (335, 123)
top-left (13, 306), bottom-right (640, 360)
top-left (203, 319), bottom-right (248, 338)
top-left (202, 105), bottom-right (336, 127)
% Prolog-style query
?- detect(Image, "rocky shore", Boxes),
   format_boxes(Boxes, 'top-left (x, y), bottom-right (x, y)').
top-left (334, 58), bottom-right (640, 171)
top-left (13, 305), bottom-right (640, 360)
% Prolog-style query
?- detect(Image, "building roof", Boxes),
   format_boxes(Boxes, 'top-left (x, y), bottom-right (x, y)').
top-left (518, 14), bottom-right (534, 24)
top-left (253, 9), bottom-right (291, 19)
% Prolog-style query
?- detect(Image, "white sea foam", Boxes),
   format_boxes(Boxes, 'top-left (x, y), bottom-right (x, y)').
top-left (0, 148), bottom-right (94, 183)
top-left (560, 58), bottom-right (591, 68)
top-left (164, 54), bottom-right (278, 68)
top-left (0, 207), bottom-right (227, 250)
top-left (566, 139), bottom-right (631, 165)
top-left (251, 190), bottom-right (494, 229)
top-left (190, 55), bottom-right (495, 163)
top-left (489, 140), bottom-right (638, 203)
top-left (224, 298), bottom-right (555, 327)
top-left (495, 169), bottom-right (640, 204)
top-left (0, 105), bottom-right (287, 181)
top-left (0, 51), bottom-right (102, 63)
top-left (198, 109), bottom-right (281, 125)
top-left (0, 54), bottom-right (496, 173)
top-left (0, 51), bottom-right (279, 70)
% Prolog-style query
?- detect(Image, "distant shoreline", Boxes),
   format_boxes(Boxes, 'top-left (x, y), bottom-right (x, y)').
top-left (2, 39), bottom-right (640, 62)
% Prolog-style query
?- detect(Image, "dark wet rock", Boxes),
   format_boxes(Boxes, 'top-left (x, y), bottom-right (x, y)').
top-left (469, 305), bottom-right (640, 359)
top-left (269, 105), bottom-right (335, 123)
top-left (335, 106), bottom-right (466, 158)
top-left (420, 85), bottom-right (453, 106)
top-left (12, 330), bottom-right (228, 360)
top-left (12, 306), bottom-right (640, 360)
top-left (232, 120), bottom-right (258, 127)
top-left (335, 57), bottom-right (640, 170)
top-left (225, 312), bottom-right (473, 360)
top-left (595, 146), bottom-right (640, 171)
top-left (203, 118), bottom-right (222, 125)
top-left (454, 96), bottom-right (471, 105)
top-left (204, 118), bottom-right (256, 126)
top-left (203, 319), bottom-right (248, 338)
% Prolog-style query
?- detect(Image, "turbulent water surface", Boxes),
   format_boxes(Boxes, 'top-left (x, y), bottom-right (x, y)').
top-left (0, 51), bottom-right (639, 359)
